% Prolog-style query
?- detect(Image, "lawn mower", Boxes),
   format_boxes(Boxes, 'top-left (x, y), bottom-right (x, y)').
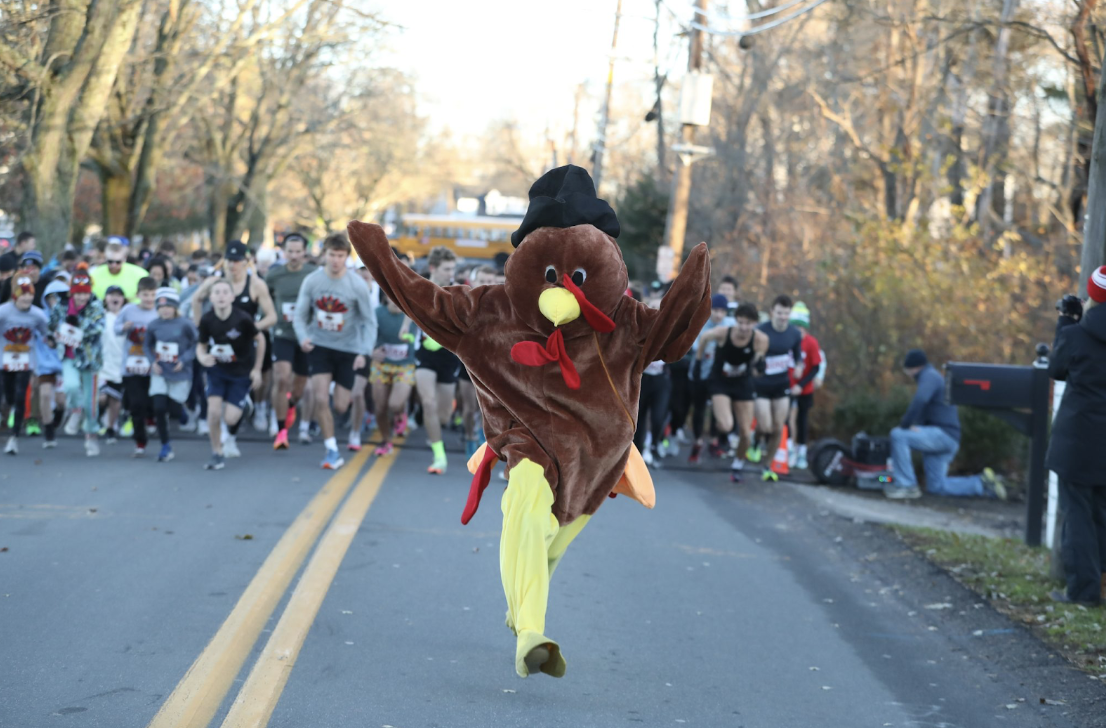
top-left (807, 433), bottom-right (894, 489)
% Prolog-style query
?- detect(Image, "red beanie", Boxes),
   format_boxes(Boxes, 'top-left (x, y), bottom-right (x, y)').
top-left (70, 262), bottom-right (92, 294)
top-left (1089, 265), bottom-right (1106, 304)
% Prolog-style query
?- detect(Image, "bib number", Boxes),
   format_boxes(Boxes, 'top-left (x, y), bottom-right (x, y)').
top-left (282, 302), bottom-right (296, 322)
top-left (57, 323), bottom-right (83, 348)
top-left (155, 341), bottom-right (179, 363)
top-left (2, 349), bottom-right (31, 372)
top-left (125, 355), bottom-right (151, 376)
top-left (383, 343), bottom-right (409, 362)
top-left (316, 309), bottom-right (344, 332)
top-left (764, 353), bottom-right (791, 377)
top-left (210, 343), bottom-right (235, 363)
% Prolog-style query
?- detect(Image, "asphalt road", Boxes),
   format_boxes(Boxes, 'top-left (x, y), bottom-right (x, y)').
top-left (2, 430), bottom-right (1104, 728)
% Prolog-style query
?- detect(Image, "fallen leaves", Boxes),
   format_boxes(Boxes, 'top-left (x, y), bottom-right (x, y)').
top-left (235, 534), bottom-right (254, 540)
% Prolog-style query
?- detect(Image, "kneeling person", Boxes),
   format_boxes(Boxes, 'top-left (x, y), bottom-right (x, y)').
top-left (197, 279), bottom-right (264, 470)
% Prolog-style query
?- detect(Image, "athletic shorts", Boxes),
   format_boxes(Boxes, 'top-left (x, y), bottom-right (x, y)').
top-left (100, 380), bottom-right (123, 400)
top-left (370, 361), bottom-right (415, 388)
top-left (205, 366), bottom-right (252, 408)
top-left (38, 373), bottom-right (57, 385)
top-left (150, 375), bottom-right (191, 403)
top-left (754, 380), bottom-right (790, 401)
top-left (260, 331), bottom-right (273, 373)
top-left (708, 376), bottom-right (755, 401)
top-left (415, 347), bottom-right (460, 384)
top-left (307, 345), bottom-right (357, 391)
top-left (272, 337), bottom-right (309, 377)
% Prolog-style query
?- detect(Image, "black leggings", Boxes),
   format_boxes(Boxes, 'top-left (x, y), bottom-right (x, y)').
top-left (1, 370), bottom-right (32, 435)
top-left (689, 379), bottom-right (711, 439)
top-left (123, 375), bottom-right (151, 446)
top-left (667, 361), bottom-right (691, 434)
top-left (152, 394), bottom-right (183, 446)
top-left (634, 372), bottom-right (672, 454)
top-left (793, 393), bottom-right (814, 445)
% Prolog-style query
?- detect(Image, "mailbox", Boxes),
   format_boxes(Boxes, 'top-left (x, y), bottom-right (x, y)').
top-left (946, 362), bottom-right (1035, 410)
top-left (944, 347), bottom-right (1051, 546)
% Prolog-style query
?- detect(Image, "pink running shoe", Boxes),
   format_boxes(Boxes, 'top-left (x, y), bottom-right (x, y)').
top-left (393, 412), bottom-right (408, 437)
top-left (373, 442), bottom-right (394, 457)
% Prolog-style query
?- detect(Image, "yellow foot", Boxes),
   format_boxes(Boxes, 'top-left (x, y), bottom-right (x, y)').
top-left (515, 630), bottom-right (566, 678)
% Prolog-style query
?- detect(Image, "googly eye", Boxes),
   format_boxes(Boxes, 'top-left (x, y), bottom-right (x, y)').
top-left (571, 268), bottom-right (587, 286)
top-left (544, 265), bottom-right (558, 284)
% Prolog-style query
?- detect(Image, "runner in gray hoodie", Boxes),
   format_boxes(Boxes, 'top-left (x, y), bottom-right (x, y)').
top-left (144, 287), bottom-right (198, 462)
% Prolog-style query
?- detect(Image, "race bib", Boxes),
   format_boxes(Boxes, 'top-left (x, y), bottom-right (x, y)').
top-left (282, 302), bottom-right (296, 322)
top-left (383, 343), bottom-right (409, 362)
top-left (57, 323), bottom-right (83, 348)
top-left (155, 341), bottom-right (179, 363)
top-left (210, 343), bottom-right (235, 363)
top-left (2, 349), bottom-right (31, 372)
top-left (316, 309), bottom-right (344, 332)
top-left (125, 355), bottom-right (151, 376)
top-left (764, 353), bottom-right (792, 377)
top-left (722, 362), bottom-right (747, 377)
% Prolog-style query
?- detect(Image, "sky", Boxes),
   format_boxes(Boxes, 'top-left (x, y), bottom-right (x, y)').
top-left (383, 0), bottom-right (696, 141)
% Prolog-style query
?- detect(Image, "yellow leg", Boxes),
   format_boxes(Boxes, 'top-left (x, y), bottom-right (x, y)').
top-left (548, 513), bottom-right (590, 579)
top-left (500, 458), bottom-right (583, 678)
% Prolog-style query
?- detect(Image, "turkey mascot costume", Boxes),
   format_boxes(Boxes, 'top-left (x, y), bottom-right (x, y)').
top-left (348, 164), bottom-right (711, 679)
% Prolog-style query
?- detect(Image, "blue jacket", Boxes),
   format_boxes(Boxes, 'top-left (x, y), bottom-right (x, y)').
top-left (901, 365), bottom-right (961, 441)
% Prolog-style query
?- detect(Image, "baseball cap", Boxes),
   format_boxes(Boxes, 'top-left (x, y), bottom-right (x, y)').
top-left (20, 250), bottom-right (44, 268)
top-left (225, 240), bottom-right (248, 261)
top-left (44, 280), bottom-right (70, 298)
top-left (107, 235), bottom-right (130, 247)
top-left (710, 293), bottom-right (729, 310)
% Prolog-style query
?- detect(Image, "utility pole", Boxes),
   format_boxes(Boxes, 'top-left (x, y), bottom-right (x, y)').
top-left (661, 0), bottom-right (708, 281)
top-left (592, 0), bottom-right (623, 194)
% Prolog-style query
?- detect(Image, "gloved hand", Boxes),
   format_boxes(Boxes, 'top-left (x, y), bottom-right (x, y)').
top-left (422, 337), bottom-right (442, 352)
top-left (755, 358), bottom-right (767, 375)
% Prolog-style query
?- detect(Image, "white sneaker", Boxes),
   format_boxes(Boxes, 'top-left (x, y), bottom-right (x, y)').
top-left (348, 432), bottom-right (362, 451)
top-left (64, 410), bottom-right (81, 436)
top-left (4, 436), bottom-right (17, 455)
top-left (796, 452), bottom-right (808, 470)
top-left (180, 411), bottom-right (198, 433)
top-left (85, 437), bottom-right (100, 457)
top-left (223, 435), bottom-right (241, 458)
top-left (643, 448), bottom-right (655, 467)
top-left (730, 456), bottom-right (744, 470)
top-left (252, 403), bottom-right (268, 432)
top-left (197, 418), bottom-right (210, 436)
top-left (788, 449), bottom-right (799, 468)
top-left (676, 428), bottom-right (690, 445)
top-left (298, 428), bottom-right (312, 445)
top-left (268, 409), bottom-right (279, 437)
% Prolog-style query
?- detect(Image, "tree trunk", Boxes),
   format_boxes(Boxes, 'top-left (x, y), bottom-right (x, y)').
top-left (1081, 45), bottom-right (1106, 287)
top-left (20, 154), bottom-right (76, 253)
top-left (210, 181), bottom-right (231, 250)
top-left (102, 169), bottom-right (133, 237)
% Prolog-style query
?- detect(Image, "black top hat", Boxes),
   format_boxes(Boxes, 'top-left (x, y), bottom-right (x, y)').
top-left (511, 165), bottom-right (620, 247)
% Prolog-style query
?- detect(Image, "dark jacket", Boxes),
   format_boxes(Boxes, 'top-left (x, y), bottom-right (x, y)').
top-left (1046, 305), bottom-right (1106, 485)
top-left (901, 365), bottom-right (961, 441)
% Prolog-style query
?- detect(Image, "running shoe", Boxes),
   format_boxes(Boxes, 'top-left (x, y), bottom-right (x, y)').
top-left (373, 442), bottom-right (395, 457)
top-left (746, 444), bottom-right (763, 464)
top-left (688, 443), bottom-right (702, 464)
top-left (708, 441), bottom-right (724, 459)
top-left (730, 469), bottom-right (742, 483)
top-left (298, 428), bottom-right (312, 445)
top-left (104, 428), bottom-right (117, 445)
top-left (427, 457), bottom-right (447, 475)
top-left (643, 448), bottom-right (655, 467)
top-left (883, 485), bottom-right (922, 500)
top-left (197, 419), bottom-right (210, 436)
top-left (204, 454), bottom-right (226, 470)
top-left (133, 446), bottom-right (146, 458)
top-left (308, 422), bottom-right (321, 438)
top-left (24, 419), bottom-right (40, 436)
top-left (268, 409), bottom-right (279, 437)
top-left (761, 468), bottom-right (778, 483)
top-left (180, 411), bottom-right (198, 433)
top-left (322, 449), bottom-right (345, 470)
top-left (796, 452), bottom-right (808, 470)
top-left (120, 417), bottom-right (134, 438)
top-left (223, 435), bottom-right (241, 458)
top-left (285, 403), bottom-right (297, 430)
top-left (981, 467), bottom-right (1008, 501)
top-left (730, 456), bottom-right (745, 471)
top-left (252, 401), bottom-right (268, 432)
top-left (4, 436), bottom-right (17, 455)
top-left (273, 429), bottom-right (290, 450)
top-left (42, 438), bottom-right (56, 449)
top-left (788, 449), bottom-right (799, 469)
top-left (393, 412), bottom-right (408, 438)
top-left (4, 411), bottom-right (11, 428)
top-left (85, 437), bottom-right (100, 458)
top-left (348, 433), bottom-right (362, 452)
top-left (64, 411), bottom-right (81, 436)
top-left (660, 438), bottom-right (674, 458)
top-left (676, 428), bottom-right (690, 445)
top-left (158, 444), bottom-right (174, 462)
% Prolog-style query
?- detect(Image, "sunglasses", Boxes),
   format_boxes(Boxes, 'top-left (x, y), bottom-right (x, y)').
top-left (107, 259), bottom-right (125, 265)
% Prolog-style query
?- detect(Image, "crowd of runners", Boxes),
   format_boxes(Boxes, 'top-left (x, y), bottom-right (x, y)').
top-left (0, 229), bottom-right (824, 482)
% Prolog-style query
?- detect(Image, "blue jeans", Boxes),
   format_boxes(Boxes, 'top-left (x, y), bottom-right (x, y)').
top-left (890, 426), bottom-right (983, 496)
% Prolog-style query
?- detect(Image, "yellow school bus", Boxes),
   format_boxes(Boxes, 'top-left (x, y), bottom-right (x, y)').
top-left (390, 214), bottom-right (521, 260)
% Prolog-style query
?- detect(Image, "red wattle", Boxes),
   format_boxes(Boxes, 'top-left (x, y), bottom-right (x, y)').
top-left (563, 273), bottom-right (615, 333)
top-left (462, 445), bottom-right (500, 525)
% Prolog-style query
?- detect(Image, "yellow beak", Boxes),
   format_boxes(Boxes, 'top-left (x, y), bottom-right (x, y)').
top-left (538, 287), bottom-right (581, 327)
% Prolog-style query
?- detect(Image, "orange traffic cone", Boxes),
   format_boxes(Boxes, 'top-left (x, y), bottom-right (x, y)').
top-left (771, 425), bottom-right (790, 476)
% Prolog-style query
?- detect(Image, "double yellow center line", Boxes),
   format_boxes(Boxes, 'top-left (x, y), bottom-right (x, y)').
top-left (147, 448), bottom-right (396, 728)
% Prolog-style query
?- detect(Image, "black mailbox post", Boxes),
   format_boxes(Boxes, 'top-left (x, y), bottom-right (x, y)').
top-left (946, 346), bottom-right (1051, 546)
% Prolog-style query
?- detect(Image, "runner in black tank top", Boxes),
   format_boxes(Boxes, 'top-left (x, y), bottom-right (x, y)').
top-left (695, 303), bottom-right (766, 482)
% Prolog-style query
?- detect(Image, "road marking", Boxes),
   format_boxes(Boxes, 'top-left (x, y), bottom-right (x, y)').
top-left (145, 448), bottom-right (371, 728)
top-left (219, 453), bottom-right (396, 728)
